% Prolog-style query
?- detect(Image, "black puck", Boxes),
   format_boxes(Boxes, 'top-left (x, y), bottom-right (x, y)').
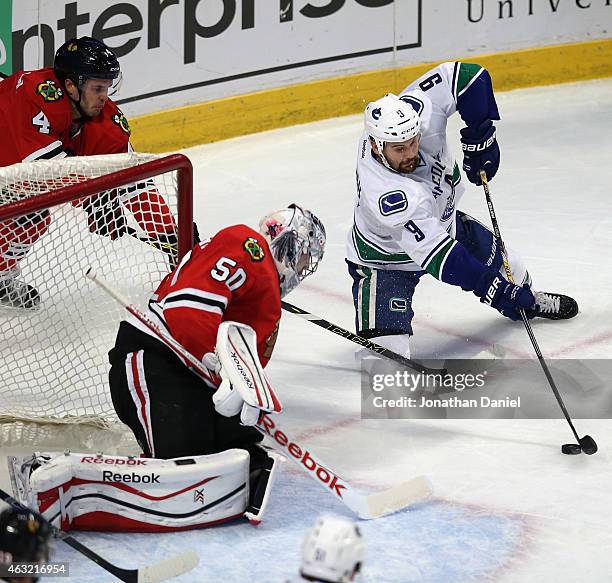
top-left (561, 443), bottom-right (582, 455)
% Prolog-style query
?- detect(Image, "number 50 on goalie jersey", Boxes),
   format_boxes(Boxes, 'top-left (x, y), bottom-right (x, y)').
top-left (140, 224), bottom-right (281, 371)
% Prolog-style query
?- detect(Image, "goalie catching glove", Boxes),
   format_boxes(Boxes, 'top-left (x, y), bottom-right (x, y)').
top-left (208, 321), bottom-right (282, 425)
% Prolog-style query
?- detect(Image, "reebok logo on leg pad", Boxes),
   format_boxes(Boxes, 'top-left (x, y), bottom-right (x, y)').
top-left (102, 471), bottom-right (160, 483)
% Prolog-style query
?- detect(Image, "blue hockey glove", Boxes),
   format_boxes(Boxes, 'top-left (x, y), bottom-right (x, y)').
top-left (474, 271), bottom-right (536, 321)
top-left (460, 120), bottom-right (500, 185)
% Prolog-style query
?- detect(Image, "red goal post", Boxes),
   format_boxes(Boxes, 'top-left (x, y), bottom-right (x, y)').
top-left (0, 153), bottom-right (193, 427)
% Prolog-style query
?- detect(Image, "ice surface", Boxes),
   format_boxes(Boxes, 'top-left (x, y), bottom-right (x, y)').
top-left (1, 78), bottom-right (611, 582)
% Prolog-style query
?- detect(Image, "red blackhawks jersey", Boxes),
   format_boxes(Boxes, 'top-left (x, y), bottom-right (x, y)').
top-left (130, 224), bottom-right (282, 379)
top-left (0, 67), bottom-right (130, 167)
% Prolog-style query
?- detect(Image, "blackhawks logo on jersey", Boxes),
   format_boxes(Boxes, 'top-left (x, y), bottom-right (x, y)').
top-left (243, 237), bottom-right (265, 262)
top-left (112, 112), bottom-right (131, 135)
top-left (36, 80), bottom-right (64, 102)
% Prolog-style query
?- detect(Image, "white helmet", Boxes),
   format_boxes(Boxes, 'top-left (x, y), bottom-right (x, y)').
top-left (364, 93), bottom-right (421, 170)
top-left (259, 204), bottom-right (325, 298)
top-left (300, 515), bottom-right (365, 583)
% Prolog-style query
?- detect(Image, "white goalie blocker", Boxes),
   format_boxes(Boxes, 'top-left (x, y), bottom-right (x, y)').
top-left (212, 321), bottom-right (283, 425)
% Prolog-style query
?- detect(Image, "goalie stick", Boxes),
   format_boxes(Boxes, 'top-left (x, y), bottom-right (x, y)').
top-left (86, 268), bottom-right (432, 519)
top-left (254, 414), bottom-right (432, 519)
top-left (0, 488), bottom-right (199, 583)
top-left (281, 301), bottom-right (445, 376)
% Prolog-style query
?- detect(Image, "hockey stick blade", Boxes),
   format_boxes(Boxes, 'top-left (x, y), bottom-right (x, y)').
top-left (343, 476), bottom-right (433, 519)
top-left (137, 551), bottom-right (200, 583)
top-left (0, 488), bottom-right (199, 583)
top-left (281, 301), bottom-right (445, 376)
top-left (255, 415), bottom-right (432, 519)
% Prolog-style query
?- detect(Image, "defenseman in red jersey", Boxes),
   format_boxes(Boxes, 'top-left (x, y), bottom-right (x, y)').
top-left (0, 36), bottom-right (176, 309)
top-left (0, 37), bottom-right (124, 167)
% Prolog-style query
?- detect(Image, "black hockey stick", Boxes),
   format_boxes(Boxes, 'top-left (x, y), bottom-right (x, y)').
top-left (480, 170), bottom-right (596, 455)
top-left (125, 226), bottom-right (178, 268)
top-left (0, 489), bottom-right (199, 583)
top-left (281, 301), bottom-right (445, 376)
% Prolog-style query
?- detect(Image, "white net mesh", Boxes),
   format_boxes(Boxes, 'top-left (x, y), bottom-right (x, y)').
top-left (0, 153), bottom-right (190, 427)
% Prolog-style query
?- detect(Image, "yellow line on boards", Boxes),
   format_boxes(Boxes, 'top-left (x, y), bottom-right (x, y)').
top-left (130, 38), bottom-right (612, 152)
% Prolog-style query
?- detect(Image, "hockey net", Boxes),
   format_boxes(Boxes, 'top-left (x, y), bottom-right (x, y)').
top-left (0, 153), bottom-right (193, 429)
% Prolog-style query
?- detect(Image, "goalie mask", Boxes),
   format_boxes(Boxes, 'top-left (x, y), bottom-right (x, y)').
top-left (259, 204), bottom-right (325, 298)
top-left (300, 514), bottom-right (365, 583)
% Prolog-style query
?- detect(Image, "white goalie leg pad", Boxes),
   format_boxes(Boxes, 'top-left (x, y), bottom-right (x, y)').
top-left (8, 450), bottom-right (250, 532)
top-left (213, 321), bottom-right (282, 425)
top-left (244, 450), bottom-right (283, 525)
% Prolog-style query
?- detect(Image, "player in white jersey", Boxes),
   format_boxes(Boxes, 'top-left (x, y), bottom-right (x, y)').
top-left (346, 62), bottom-right (577, 358)
top-left (287, 514), bottom-right (365, 583)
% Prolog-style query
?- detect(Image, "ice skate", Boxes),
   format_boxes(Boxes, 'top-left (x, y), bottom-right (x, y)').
top-left (534, 291), bottom-right (578, 320)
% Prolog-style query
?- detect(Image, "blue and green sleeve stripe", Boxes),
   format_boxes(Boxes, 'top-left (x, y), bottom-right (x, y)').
top-left (423, 238), bottom-right (489, 290)
top-left (452, 62), bottom-right (500, 128)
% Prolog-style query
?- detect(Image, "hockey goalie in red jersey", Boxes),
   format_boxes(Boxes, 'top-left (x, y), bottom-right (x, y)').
top-left (108, 204), bottom-right (326, 458)
top-left (0, 36), bottom-right (176, 309)
top-left (8, 205), bottom-right (325, 532)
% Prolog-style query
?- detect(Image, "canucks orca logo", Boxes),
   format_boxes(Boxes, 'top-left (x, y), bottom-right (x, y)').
top-left (379, 190), bottom-right (408, 216)
top-left (371, 107), bottom-right (382, 121)
top-left (112, 112), bottom-right (131, 135)
top-left (400, 95), bottom-right (424, 116)
top-left (243, 237), bottom-right (265, 261)
top-left (36, 80), bottom-right (63, 102)
top-left (440, 191), bottom-right (456, 222)
top-left (441, 166), bottom-right (461, 221)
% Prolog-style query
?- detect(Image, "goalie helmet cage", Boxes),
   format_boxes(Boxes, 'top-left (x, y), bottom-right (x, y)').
top-left (0, 153), bottom-right (193, 427)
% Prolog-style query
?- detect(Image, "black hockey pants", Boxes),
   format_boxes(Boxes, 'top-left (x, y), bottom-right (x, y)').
top-left (108, 321), bottom-right (264, 461)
